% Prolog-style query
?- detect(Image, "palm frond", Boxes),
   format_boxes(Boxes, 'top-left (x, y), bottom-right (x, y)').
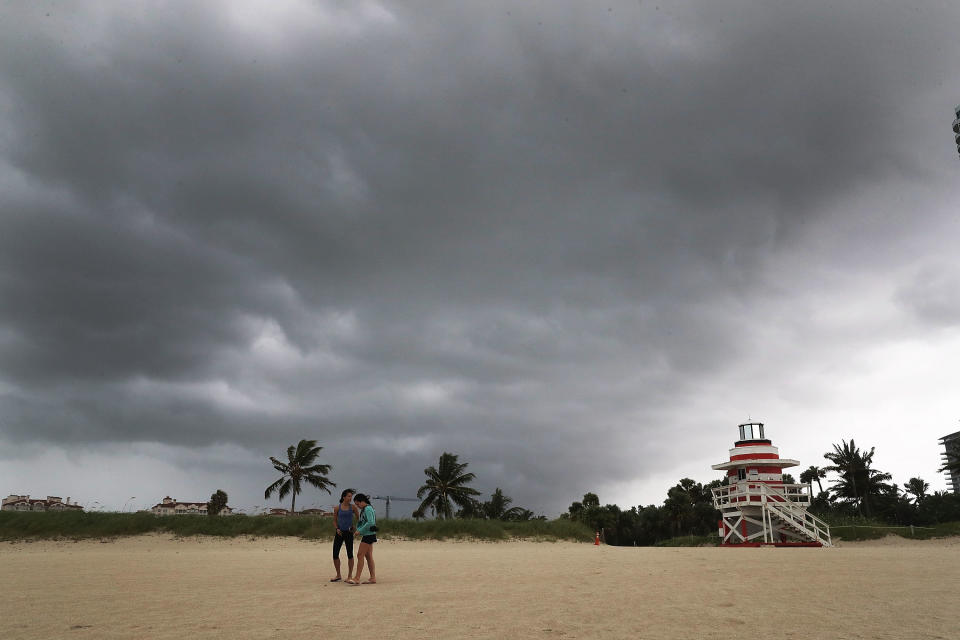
top-left (269, 457), bottom-right (289, 474)
top-left (276, 478), bottom-right (293, 502)
top-left (295, 439), bottom-right (320, 465)
top-left (448, 472), bottom-right (477, 486)
top-left (304, 474), bottom-right (335, 493)
top-left (264, 477), bottom-right (285, 500)
top-left (416, 491), bottom-right (438, 516)
top-left (303, 463), bottom-right (332, 475)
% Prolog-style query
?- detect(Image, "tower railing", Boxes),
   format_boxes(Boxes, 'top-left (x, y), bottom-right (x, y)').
top-left (711, 482), bottom-right (813, 509)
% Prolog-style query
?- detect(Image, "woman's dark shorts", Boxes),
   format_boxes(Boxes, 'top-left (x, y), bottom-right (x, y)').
top-left (333, 531), bottom-right (354, 559)
top-left (361, 534), bottom-right (377, 544)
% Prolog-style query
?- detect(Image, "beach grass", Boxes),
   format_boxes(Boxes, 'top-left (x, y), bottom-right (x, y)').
top-left (827, 519), bottom-right (960, 541)
top-left (6, 511), bottom-right (956, 544)
top-left (0, 511), bottom-right (594, 542)
top-left (370, 516), bottom-right (594, 541)
top-left (654, 535), bottom-right (719, 547)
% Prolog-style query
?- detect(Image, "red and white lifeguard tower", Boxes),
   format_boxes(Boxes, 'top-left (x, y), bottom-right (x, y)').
top-left (711, 422), bottom-right (831, 547)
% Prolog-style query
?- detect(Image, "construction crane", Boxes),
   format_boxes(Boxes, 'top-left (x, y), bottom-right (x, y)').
top-left (370, 495), bottom-right (419, 520)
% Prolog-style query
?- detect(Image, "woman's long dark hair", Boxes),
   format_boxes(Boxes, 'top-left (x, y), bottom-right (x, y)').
top-left (354, 494), bottom-right (373, 525)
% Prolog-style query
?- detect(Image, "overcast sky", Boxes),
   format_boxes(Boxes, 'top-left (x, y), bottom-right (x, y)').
top-left (1, 1), bottom-right (959, 516)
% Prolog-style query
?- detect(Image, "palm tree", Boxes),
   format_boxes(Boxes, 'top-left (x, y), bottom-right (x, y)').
top-left (482, 488), bottom-right (527, 521)
top-left (416, 452), bottom-right (481, 519)
top-left (264, 439), bottom-right (335, 514)
top-left (823, 439), bottom-right (893, 517)
top-left (663, 486), bottom-right (694, 536)
top-left (904, 477), bottom-right (930, 504)
top-left (455, 499), bottom-right (485, 519)
top-left (800, 465), bottom-right (827, 494)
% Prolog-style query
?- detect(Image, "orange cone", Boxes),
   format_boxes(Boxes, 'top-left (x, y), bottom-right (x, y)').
top-left (594, 531), bottom-right (600, 546)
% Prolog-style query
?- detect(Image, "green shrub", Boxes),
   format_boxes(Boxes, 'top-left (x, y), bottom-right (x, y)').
top-left (377, 517), bottom-right (592, 541)
top-left (0, 512), bottom-right (593, 542)
top-left (654, 535), bottom-right (718, 547)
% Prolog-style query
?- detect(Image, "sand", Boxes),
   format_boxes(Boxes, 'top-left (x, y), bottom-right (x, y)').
top-left (1, 535), bottom-right (958, 640)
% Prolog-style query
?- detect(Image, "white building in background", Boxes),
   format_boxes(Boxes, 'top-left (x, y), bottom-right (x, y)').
top-left (149, 496), bottom-right (234, 516)
top-left (953, 105), bottom-right (960, 157)
top-left (940, 430), bottom-right (960, 494)
top-left (2, 495), bottom-right (84, 512)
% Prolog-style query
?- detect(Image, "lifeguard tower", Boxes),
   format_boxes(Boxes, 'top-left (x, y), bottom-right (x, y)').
top-left (711, 422), bottom-right (831, 547)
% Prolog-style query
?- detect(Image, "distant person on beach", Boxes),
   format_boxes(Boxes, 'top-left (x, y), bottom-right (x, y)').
top-left (346, 493), bottom-right (377, 585)
top-left (331, 489), bottom-right (360, 583)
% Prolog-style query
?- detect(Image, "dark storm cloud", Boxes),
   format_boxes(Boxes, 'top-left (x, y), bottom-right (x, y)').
top-left (1, 1), bottom-right (959, 513)
top-left (896, 262), bottom-right (960, 328)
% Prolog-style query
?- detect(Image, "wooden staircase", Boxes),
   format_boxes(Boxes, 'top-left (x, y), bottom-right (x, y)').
top-left (760, 485), bottom-right (832, 547)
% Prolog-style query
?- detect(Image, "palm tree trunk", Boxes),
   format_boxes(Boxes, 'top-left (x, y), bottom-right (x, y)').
top-left (291, 493), bottom-right (296, 515)
top-left (849, 472), bottom-right (862, 517)
top-left (815, 478), bottom-right (824, 494)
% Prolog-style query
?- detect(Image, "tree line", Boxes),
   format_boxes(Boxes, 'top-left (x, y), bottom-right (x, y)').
top-left (412, 452), bottom-right (542, 521)
top-left (561, 438), bottom-right (960, 546)
top-left (225, 436), bottom-right (959, 536)
top-left (260, 441), bottom-right (541, 521)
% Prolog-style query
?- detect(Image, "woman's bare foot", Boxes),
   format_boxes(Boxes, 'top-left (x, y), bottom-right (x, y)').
top-left (362, 579), bottom-right (377, 584)
top-left (329, 577), bottom-right (342, 582)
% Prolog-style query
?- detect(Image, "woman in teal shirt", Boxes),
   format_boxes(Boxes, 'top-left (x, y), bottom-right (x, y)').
top-left (347, 493), bottom-right (377, 584)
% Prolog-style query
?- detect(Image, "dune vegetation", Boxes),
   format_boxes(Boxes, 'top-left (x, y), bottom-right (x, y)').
top-left (0, 510), bottom-right (594, 542)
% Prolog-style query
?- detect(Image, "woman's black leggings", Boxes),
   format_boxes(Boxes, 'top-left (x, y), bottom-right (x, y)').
top-left (333, 531), bottom-right (354, 559)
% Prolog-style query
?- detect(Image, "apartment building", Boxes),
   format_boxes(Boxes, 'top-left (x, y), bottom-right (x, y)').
top-left (940, 430), bottom-right (960, 493)
top-left (149, 496), bottom-right (234, 516)
top-left (2, 495), bottom-right (84, 512)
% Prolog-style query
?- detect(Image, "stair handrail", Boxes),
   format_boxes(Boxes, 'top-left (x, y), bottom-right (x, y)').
top-left (779, 504), bottom-right (832, 546)
top-left (760, 484), bottom-right (832, 546)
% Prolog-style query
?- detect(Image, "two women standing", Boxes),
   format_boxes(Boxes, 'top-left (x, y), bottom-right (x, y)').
top-left (330, 489), bottom-right (376, 585)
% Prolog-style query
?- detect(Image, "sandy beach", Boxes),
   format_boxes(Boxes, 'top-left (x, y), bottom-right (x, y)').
top-left (1, 535), bottom-right (958, 640)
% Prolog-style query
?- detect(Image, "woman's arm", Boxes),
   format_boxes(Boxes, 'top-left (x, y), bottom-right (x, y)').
top-left (355, 506), bottom-right (376, 535)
